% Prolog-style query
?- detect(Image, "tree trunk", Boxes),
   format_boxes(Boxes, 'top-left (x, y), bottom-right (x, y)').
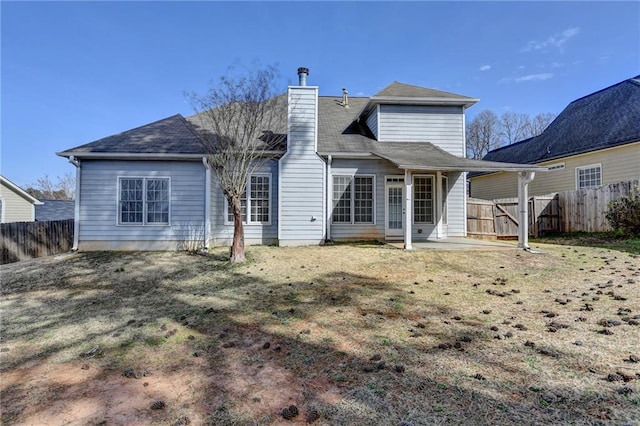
top-left (229, 195), bottom-right (245, 263)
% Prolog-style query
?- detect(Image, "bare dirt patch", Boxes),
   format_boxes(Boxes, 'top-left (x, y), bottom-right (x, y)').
top-left (1, 243), bottom-right (639, 425)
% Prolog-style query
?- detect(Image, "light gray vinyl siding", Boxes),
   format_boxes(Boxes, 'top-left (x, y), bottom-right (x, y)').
top-left (378, 105), bottom-right (464, 156)
top-left (210, 160), bottom-right (278, 245)
top-left (445, 172), bottom-right (466, 237)
top-left (330, 159), bottom-right (399, 241)
top-left (279, 86), bottom-right (325, 245)
top-left (78, 160), bottom-right (206, 247)
top-left (365, 106), bottom-right (379, 139)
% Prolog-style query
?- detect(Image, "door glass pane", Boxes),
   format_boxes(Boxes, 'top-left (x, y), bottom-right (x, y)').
top-left (388, 187), bottom-right (403, 230)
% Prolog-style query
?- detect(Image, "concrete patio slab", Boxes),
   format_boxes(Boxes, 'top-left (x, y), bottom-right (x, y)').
top-left (387, 238), bottom-right (518, 250)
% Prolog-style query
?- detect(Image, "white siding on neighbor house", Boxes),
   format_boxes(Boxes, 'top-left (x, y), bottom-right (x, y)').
top-left (0, 181), bottom-right (35, 223)
top-left (279, 86), bottom-right (325, 245)
top-left (470, 142), bottom-right (640, 200)
top-left (365, 105), bottom-right (379, 140)
top-left (78, 160), bottom-right (206, 250)
top-left (210, 160), bottom-right (278, 246)
top-left (378, 105), bottom-right (465, 155)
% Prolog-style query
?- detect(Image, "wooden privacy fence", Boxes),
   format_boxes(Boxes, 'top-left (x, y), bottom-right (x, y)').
top-left (558, 179), bottom-right (639, 232)
top-left (1, 219), bottom-right (74, 264)
top-left (467, 180), bottom-right (640, 238)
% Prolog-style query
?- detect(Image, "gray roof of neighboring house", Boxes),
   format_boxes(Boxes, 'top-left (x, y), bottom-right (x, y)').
top-left (35, 199), bottom-right (75, 221)
top-left (479, 75), bottom-right (640, 166)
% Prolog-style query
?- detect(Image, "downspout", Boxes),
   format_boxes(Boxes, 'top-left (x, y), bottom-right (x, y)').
top-left (68, 155), bottom-right (81, 251)
top-left (517, 171), bottom-right (535, 250)
top-left (202, 157), bottom-right (211, 250)
top-left (326, 155), bottom-right (332, 242)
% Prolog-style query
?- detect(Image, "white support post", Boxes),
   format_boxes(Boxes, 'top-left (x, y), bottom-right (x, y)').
top-left (517, 171), bottom-right (535, 249)
top-left (435, 171), bottom-right (443, 239)
top-left (404, 169), bottom-right (412, 250)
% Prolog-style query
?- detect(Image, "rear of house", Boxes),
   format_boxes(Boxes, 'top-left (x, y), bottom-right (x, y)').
top-left (58, 68), bottom-right (542, 251)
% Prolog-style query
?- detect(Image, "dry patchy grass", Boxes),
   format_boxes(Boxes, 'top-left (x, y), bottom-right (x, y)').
top-left (1, 242), bottom-right (639, 425)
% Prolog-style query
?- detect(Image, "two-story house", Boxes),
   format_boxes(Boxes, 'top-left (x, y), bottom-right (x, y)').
top-left (57, 68), bottom-right (543, 251)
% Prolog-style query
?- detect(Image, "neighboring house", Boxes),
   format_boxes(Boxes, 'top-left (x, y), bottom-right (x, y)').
top-left (57, 68), bottom-right (543, 251)
top-left (35, 200), bottom-right (75, 221)
top-left (469, 75), bottom-right (640, 200)
top-left (0, 175), bottom-right (43, 223)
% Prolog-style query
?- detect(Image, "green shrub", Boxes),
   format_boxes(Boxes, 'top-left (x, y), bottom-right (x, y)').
top-left (605, 194), bottom-right (640, 236)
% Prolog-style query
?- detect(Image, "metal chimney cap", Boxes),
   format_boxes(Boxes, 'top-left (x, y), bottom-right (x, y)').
top-left (297, 67), bottom-right (309, 75)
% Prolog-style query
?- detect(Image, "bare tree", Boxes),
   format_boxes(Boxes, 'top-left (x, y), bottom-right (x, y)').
top-left (26, 172), bottom-right (75, 200)
top-left (499, 111), bottom-right (530, 145)
top-left (466, 109), bottom-right (500, 159)
top-left (188, 64), bottom-right (286, 263)
top-left (527, 112), bottom-right (556, 137)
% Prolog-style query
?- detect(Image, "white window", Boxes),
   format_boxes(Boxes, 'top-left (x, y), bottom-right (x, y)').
top-left (332, 175), bottom-right (375, 224)
top-left (118, 177), bottom-right (170, 225)
top-left (226, 174), bottom-right (271, 224)
top-left (413, 175), bottom-right (434, 224)
top-left (576, 164), bottom-right (602, 189)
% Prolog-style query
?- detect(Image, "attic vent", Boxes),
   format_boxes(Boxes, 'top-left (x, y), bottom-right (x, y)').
top-left (342, 88), bottom-right (349, 108)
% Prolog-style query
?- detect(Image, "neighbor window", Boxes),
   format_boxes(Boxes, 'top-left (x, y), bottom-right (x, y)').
top-left (226, 174), bottom-right (271, 224)
top-left (332, 175), bottom-right (375, 224)
top-left (118, 177), bottom-right (170, 225)
top-left (576, 164), bottom-right (601, 189)
top-left (413, 175), bottom-right (434, 224)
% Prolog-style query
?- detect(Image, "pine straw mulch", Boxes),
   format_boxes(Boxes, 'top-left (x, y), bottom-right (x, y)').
top-left (1, 241), bottom-right (639, 425)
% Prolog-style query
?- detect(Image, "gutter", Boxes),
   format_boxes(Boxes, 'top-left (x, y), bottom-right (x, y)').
top-left (68, 155), bottom-right (81, 251)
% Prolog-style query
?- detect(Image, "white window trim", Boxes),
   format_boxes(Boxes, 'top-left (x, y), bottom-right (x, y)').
top-left (331, 174), bottom-right (376, 225)
top-left (412, 174), bottom-right (435, 225)
top-left (224, 173), bottom-right (272, 226)
top-left (575, 163), bottom-right (602, 190)
top-left (117, 176), bottom-right (171, 226)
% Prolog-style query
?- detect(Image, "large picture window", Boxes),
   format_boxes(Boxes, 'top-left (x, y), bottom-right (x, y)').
top-left (118, 177), bottom-right (170, 225)
top-left (332, 175), bottom-right (375, 224)
top-left (576, 164), bottom-right (602, 189)
top-left (413, 175), bottom-right (434, 224)
top-left (226, 174), bottom-right (271, 224)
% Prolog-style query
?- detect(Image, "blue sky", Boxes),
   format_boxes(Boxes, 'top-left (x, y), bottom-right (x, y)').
top-left (2, 1), bottom-right (639, 188)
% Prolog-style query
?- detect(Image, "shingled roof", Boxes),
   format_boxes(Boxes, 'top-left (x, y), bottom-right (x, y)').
top-left (58, 114), bottom-right (205, 157)
top-left (481, 75), bottom-right (640, 166)
top-left (317, 96), bottom-right (543, 172)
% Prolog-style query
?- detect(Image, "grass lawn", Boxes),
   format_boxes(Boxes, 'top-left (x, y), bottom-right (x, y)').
top-left (1, 239), bottom-right (639, 425)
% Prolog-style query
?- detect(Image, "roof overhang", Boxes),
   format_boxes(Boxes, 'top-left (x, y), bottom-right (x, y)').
top-left (56, 151), bottom-right (286, 160)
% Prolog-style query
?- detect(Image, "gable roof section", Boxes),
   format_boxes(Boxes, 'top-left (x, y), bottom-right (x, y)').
top-left (317, 96), bottom-right (543, 172)
top-left (57, 114), bottom-right (205, 158)
top-left (0, 175), bottom-right (43, 205)
top-left (481, 75), bottom-right (640, 166)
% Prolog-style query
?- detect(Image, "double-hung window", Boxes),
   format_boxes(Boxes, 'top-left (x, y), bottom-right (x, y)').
top-left (226, 174), bottom-right (271, 224)
top-left (118, 177), bottom-right (170, 225)
top-left (413, 175), bottom-right (434, 224)
top-left (332, 175), bottom-right (375, 224)
top-left (576, 164), bottom-right (602, 189)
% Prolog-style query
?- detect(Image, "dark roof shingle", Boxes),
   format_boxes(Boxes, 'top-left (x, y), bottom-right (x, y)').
top-left (481, 75), bottom-right (640, 165)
